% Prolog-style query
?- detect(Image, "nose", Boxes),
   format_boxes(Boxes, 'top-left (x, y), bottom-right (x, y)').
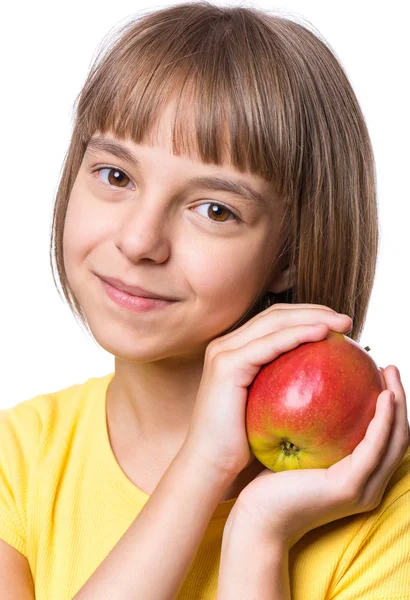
top-left (113, 198), bottom-right (173, 264)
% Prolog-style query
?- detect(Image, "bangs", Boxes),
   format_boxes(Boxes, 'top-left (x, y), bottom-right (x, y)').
top-left (73, 8), bottom-right (301, 202)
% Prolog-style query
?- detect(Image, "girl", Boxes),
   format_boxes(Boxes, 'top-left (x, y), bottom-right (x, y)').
top-left (0, 2), bottom-right (408, 598)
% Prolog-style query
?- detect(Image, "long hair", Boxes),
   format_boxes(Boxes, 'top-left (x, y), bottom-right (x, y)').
top-left (50, 2), bottom-right (378, 342)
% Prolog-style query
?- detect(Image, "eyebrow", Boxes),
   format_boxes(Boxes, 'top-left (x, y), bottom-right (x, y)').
top-left (85, 137), bottom-right (268, 206)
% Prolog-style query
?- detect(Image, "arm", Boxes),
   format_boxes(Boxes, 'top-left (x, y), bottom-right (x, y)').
top-left (73, 447), bottom-right (235, 599)
top-left (217, 510), bottom-right (291, 600)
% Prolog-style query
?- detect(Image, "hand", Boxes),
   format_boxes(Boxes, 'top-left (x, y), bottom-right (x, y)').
top-left (183, 303), bottom-right (353, 479)
top-left (229, 365), bottom-right (409, 550)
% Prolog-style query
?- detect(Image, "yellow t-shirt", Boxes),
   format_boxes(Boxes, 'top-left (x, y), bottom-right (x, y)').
top-left (0, 372), bottom-right (409, 599)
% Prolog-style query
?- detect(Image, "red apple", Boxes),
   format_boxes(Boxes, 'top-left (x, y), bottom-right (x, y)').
top-left (245, 331), bottom-right (385, 471)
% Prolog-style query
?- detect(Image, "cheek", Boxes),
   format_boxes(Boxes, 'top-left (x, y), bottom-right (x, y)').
top-left (183, 236), bottom-right (268, 305)
top-left (62, 189), bottom-right (108, 284)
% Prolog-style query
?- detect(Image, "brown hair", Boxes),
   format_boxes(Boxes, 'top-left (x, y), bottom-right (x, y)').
top-left (50, 1), bottom-right (378, 342)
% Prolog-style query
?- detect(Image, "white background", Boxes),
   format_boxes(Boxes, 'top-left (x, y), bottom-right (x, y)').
top-left (1, 0), bottom-right (408, 411)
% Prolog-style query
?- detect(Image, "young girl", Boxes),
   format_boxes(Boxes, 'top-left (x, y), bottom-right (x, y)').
top-left (1, 2), bottom-right (408, 598)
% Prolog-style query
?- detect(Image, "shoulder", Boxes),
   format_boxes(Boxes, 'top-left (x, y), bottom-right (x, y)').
top-left (0, 373), bottom-right (113, 556)
top-left (344, 444), bottom-right (410, 548)
top-left (0, 373), bottom-right (113, 455)
top-left (289, 447), bottom-right (410, 599)
top-left (325, 447), bottom-right (410, 598)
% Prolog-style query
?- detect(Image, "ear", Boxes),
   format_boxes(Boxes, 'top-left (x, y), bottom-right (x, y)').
top-left (267, 261), bottom-right (296, 295)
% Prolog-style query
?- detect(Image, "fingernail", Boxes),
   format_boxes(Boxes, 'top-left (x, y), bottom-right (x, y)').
top-left (395, 367), bottom-right (402, 382)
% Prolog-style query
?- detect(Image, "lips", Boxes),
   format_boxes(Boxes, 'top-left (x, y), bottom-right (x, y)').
top-left (98, 276), bottom-right (177, 301)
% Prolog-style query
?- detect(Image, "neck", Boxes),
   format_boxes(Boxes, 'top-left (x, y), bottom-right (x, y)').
top-left (108, 352), bottom-right (207, 447)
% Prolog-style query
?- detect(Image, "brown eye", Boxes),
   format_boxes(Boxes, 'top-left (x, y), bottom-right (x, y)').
top-left (192, 202), bottom-right (240, 224)
top-left (95, 167), bottom-right (134, 189)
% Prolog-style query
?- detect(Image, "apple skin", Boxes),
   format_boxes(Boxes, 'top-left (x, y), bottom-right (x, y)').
top-left (245, 331), bottom-right (385, 471)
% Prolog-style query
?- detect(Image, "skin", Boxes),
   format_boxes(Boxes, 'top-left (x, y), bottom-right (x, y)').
top-left (63, 99), bottom-right (292, 496)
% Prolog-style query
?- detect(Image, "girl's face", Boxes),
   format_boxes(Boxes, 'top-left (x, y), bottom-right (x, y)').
top-left (63, 101), bottom-right (287, 362)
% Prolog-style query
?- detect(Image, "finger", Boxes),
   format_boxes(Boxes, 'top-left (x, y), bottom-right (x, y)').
top-left (235, 303), bottom-right (340, 333)
top-left (378, 366), bottom-right (387, 390)
top-left (211, 307), bottom-right (351, 352)
top-left (359, 366), bottom-right (410, 506)
top-left (213, 323), bottom-right (331, 389)
top-left (346, 389), bottom-right (395, 494)
top-left (385, 366), bottom-right (408, 437)
top-left (267, 303), bottom-right (338, 313)
top-left (382, 366), bottom-right (409, 455)
top-left (263, 306), bottom-right (352, 334)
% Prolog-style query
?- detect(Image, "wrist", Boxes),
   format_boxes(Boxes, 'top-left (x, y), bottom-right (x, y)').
top-left (218, 506), bottom-right (290, 600)
top-left (225, 504), bottom-right (287, 552)
top-left (178, 440), bottom-right (239, 486)
top-left (176, 443), bottom-right (239, 497)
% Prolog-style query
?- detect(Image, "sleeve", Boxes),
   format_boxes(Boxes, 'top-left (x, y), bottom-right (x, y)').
top-left (329, 490), bottom-right (410, 600)
top-left (0, 402), bottom-right (41, 557)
